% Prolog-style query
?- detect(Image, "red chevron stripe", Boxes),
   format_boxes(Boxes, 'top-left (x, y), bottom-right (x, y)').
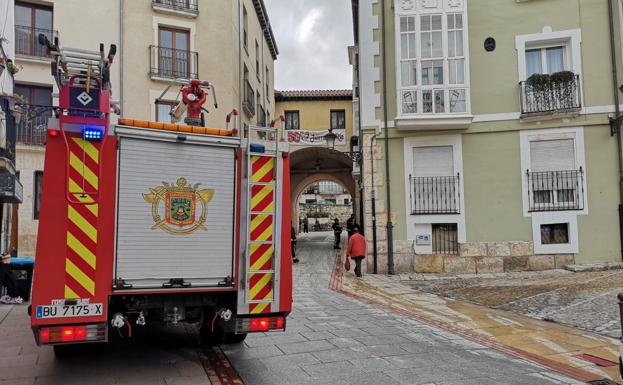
top-left (69, 200), bottom-right (98, 225)
top-left (64, 273), bottom-right (92, 299)
top-left (250, 243), bottom-right (271, 264)
top-left (250, 215), bottom-right (273, 241)
top-left (68, 139), bottom-right (100, 173)
top-left (251, 156), bottom-right (271, 174)
top-left (67, 220), bottom-right (97, 254)
top-left (252, 192), bottom-right (273, 212)
top-left (66, 247), bottom-right (96, 278)
top-left (249, 303), bottom-right (271, 314)
top-left (256, 169), bottom-right (274, 183)
top-left (250, 280), bottom-right (272, 301)
top-left (69, 164), bottom-right (98, 192)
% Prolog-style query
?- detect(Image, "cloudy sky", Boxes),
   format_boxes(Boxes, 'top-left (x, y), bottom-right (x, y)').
top-left (265, 0), bottom-right (354, 91)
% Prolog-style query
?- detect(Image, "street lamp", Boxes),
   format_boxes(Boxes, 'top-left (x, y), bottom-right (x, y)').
top-left (325, 127), bottom-right (337, 150)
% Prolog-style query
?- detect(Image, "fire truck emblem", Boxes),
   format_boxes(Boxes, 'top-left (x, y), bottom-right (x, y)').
top-left (143, 178), bottom-right (214, 235)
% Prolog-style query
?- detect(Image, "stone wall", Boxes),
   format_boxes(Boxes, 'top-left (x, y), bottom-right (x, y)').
top-left (298, 204), bottom-right (352, 231)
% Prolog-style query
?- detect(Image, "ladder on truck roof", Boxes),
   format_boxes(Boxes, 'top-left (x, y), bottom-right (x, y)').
top-left (245, 126), bottom-right (281, 314)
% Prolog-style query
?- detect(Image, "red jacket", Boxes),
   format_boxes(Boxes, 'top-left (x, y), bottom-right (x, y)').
top-left (347, 232), bottom-right (366, 258)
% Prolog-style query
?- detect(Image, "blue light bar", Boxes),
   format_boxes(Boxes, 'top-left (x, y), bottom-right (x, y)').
top-left (82, 126), bottom-right (104, 141)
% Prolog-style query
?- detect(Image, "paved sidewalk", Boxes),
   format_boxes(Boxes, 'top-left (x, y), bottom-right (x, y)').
top-left (223, 232), bottom-right (587, 385)
top-left (338, 259), bottom-right (621, 383)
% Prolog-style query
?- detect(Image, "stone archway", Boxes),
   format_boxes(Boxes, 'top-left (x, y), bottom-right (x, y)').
top-left (290, 147), bottom-right (358, 232)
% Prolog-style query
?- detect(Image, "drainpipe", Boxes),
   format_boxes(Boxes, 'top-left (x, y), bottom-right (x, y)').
top-left (119, 0), bottom-right (124, 115)
top-left (370, 133), bottom-right (378, 274)
top-left (380, 0), bottom-right (394, 274)
top-left (608, 0), bottom-right (623, 261)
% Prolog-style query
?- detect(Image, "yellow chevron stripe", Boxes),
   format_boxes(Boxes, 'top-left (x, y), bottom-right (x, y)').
top-left (251, 301), bottom-right (270, 314)
top-left (67, 232), bottom-right (96, 269)
top-left (68, 205), bottom-right (97, 243)
top-left (252, 158), bottom-right (274, 183)
top-left (250, 214), bottom-right (270, 230)
top-left (69, 179), bottom-right (99, 216)
top-left (250, 246), bottom-right (273, 271)
top-left (69, 153), bottom-right (99, 190)
top-left (249, 273), bottom-right (272, 300)
top-left (251, 185), bottom-right (273, 211)
top-left (255, 224), bottom-right (273, 242)
top-left (71, 137), bottom-right (99, 164)
top-left (64, 285), bottom-right (79, 299)
top-left (66, 259), bottom-right (95, 296)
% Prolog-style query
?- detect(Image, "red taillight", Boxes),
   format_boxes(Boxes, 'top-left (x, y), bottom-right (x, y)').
top-left (39, 327), bottom-right (50, 343)
top-left (37, 324), bottom-right (106, 345)
top-left (48, 129), bottom-right (59, 137)
top-left (240, 316), bottom-right (286, 333)
top-left (276, 316), bottom-right (284, 329)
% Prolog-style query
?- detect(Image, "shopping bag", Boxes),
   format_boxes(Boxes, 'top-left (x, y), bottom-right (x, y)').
top-left (344, 257), bottom-right (351, 271)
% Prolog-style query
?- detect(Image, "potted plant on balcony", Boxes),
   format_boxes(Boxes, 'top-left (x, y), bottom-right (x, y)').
top-left (550, 71), bottom-right (577, 110)
top-left (526, 73), bottom-right (551, 111)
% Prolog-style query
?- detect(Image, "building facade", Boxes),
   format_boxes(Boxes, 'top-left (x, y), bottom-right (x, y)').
top-left (356, 0), bottom-right (623, 274)
top-left (275, 90), bottom-right (361, 230)
top-left (12, 0), bottom-right (276, 256)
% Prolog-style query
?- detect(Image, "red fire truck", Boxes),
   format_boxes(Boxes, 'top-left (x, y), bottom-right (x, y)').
top-left (29, 40), bottom-right (292, 354)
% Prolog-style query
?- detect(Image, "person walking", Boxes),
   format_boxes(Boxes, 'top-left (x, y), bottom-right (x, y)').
top-left (332, 218), bottom-right (343, 249)
top-left (346, 214), bottom-right (355, 238)
top-left (0, 253), bottom-right (23, 304)
top-left (346, 224), bottom-right (366, 278)
top-left (303, 217), bottom-right (309, 233)
top-left (291, 225), bottom-right (299, 263)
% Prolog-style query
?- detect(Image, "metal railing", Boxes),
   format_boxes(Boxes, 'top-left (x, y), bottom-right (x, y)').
top-left (410, 174), bottom-right (460, 215)
top-left (243, 80), bottom-right (255, 116)
top-left (152, 0), bottom-right (198, 13)
top-left (149, 45), bottom-right (198, 80)
top-left (16, 114), bottom-right (47, 146)
top-left (527, 168), bottom-right (584, 212)
top-left (432, 224), bottom-right (458, 255)
top-left (520, 74), bottom-right (581, 115)
top-left (15, 25), bottom-right (57, 58)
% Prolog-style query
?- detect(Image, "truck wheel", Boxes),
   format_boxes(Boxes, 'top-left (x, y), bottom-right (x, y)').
top-left (200, 325), bottom-right (225, 346)
top-left (224, 332), bottom-right (247, 344)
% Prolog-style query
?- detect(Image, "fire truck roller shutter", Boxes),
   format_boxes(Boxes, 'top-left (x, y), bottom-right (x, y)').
top-left (115, 137), bottom-right (236, 289)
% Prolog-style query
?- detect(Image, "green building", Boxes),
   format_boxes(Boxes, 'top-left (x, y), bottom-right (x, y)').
top-left (353, 0), bottom-right (623, 274)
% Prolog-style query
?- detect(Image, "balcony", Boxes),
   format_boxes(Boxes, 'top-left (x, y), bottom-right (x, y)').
top-left (149, 45), bottom-right (198, 81)
top-left (520, 73), bottom-right (581, 117)
top-left (15, 25), bottom-right (57, 59)
top-left (243, 80), bottom-right (255, 116)
top-left (410, 174), bottom-right (460, 215)
top-left (16, 114), bottom-right (47, 146)
top-left (526, 168), bottom-right (584, 212)
top-left (151, 0), bottom-right (198, 17)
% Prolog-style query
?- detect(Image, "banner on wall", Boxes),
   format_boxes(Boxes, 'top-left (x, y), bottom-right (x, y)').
top-left (286, 129), bottom-right (346, 146)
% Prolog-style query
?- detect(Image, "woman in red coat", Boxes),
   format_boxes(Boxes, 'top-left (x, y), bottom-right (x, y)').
top-left (346, 224), bottom-right (366, 277)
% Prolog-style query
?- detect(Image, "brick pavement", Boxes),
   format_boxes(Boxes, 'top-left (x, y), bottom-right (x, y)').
top-left (223, 232), bottom-right (587, 385)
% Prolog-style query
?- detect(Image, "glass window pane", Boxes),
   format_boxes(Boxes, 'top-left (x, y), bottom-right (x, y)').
top-left (408, 34), bottom-right (416, 58)
top-left (421, 32), bottom-right (431, 59)
top-left (408, 16), bottom-right (415, 31)
top-left (15, 5), bottom-right (31, 27)
top-left (401, 60), bottom-right (417, 87)
top-left (421, 15), bottom-right (431, 31)
top-left (455, 14), bottom-right (463, 29)
top-left (423, 90), bottom-right (433, 113)
top-left (449, 59), bottom-right (464, 84)
top-left (422, 61), bottom-right (443, 85)
top-left (159, 30), bottom-right (173, 48)
top-left (432, 15), bottom-right (442, 30)
top-left (401, 35), bottom-right (408, 59)
top-left (157, 104), bottom-right (172, 123)
top-left (447, 14), bottom-right (454, 30)
top-left (547, 46), bottom-right (564, 73)
top-left (526, 49), bottom-right (542, 77)
top-left (448, 32), bottom-right (455, 57)
top-left (402, 90), bottom-right (417, 114)
top-left (400, 17), bottom-right (408, 32)
top-left (431, 31), bottom-right (442, 57)
top-left (455, 31), bottom-right (463, 56)
top-left (435, 90), bottom-right (445, 113)
top-left (35, 8), bottom-right (52, 30)
top-left (449, 89), bottom-right (466, 112)
top-left (175, 32), bottom-right (188, 50)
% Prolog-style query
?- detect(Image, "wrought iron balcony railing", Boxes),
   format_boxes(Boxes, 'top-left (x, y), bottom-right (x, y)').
top-left (410, 174), bottom-right (460, 215)
top-left (520, 74), bottom-right (581, 115)
top-left (526, 168), bottom-right (584, 212)
top-left (15, 25), bottom-right (57, 58)
top-left (152, 0), bottom-right (198, 13)
top-left (243, 80), bottom-right (255, 116)
top-left (16, 114), bottom-right (48, 146)
top-left (150, 45), bottom-right (198, 80)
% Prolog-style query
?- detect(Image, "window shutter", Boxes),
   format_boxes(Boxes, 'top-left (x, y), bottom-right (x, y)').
top-left (413, 146), bottom-right (454, 177)
top-left (529, 139), bottom-right (575, 172)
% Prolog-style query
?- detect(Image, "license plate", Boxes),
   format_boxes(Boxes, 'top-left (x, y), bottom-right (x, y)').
top-left (36, 303), bottom-right (103, 319)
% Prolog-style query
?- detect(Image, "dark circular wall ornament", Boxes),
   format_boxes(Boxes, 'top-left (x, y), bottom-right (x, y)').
top-left (484, 37), bottom-right (496, 52)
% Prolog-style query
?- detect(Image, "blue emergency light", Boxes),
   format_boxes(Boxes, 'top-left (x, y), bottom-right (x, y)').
top-left (82, 126), bottom-right (104, 141)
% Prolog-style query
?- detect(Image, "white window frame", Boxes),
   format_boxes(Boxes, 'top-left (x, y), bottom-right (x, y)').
top-left (520, 127), bottom-right (587, 255)
top-left (515, 27), bottom-right (582, 82)
top-left (395, 6), bottom-right (470, 117)
top-left (525, 44), bottom-right (569, 77)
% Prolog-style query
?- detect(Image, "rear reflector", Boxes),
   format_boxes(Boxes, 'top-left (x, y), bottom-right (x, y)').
top-left (38, 323), bottom-right (106, 344)
top-left (236, 315), bottom-right (286, 333)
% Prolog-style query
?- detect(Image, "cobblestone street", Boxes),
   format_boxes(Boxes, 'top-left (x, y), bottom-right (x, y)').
top-left (223, 232), bottom-right (587, 385)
